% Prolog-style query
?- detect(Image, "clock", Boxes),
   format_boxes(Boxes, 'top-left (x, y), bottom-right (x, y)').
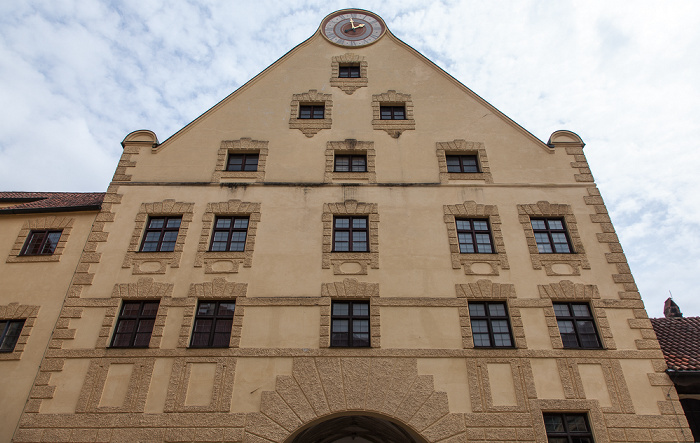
top-left (321, 9), bottom-right (386, 47)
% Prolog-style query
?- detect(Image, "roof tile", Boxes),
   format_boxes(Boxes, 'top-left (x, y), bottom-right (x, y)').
top-left (651, 316), bottom-right (700, 371)
top-left (0, 192), bottom-right (104, 213)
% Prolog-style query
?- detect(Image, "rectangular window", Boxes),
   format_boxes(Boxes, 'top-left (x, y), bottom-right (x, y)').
top-left (553, 302), bottom-right (602, 349)
top-left (20, 230), bottom-right (62, 255)
top-left (227, 153), bottom-right (259, 171)
top-left (334, 154), bottom-right (367, 172)
top-left (446, 154), bottom-right (479, 173)
top-left (111, 301), bottom-right (159, 348)
top-left (333, 216), bottom-right (368, 252)
top-left (209, 216), bottom-right (249, 252)
top-left (543, 413), bottom-right (594, 442)
top-left (531, 218), bottom-right (572, 253)
top-left (339, 65), bottom-right (361, 78)
top-left (469, 302), bottom-right (513, 348)
top-left (299, 105), bottom-right (325, 119)
top-left (331, 301), bottom-right (369, 347)
top-left (140, 216), bottom-right (182, 252)
top-left (456, 219), bottom-right (494, 253)
top-left (190, 300), bottom-right (235, 348)
top-left (0, 320), bottom-right (24, 352)
top-left (380, 105), bottom-right (405, 120)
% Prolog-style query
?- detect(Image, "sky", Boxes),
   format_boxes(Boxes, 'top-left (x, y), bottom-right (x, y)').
top-left (1, 1), bottom-right (699, 316)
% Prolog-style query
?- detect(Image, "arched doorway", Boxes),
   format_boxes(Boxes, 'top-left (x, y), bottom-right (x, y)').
top-left (287, 414), bottom-right (429, 443)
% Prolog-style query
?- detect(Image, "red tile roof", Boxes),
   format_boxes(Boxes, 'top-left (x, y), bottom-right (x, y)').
top-left (0, 192), bottom-right (104, 214)
top-left (651, 316), bottom-right (700, 371)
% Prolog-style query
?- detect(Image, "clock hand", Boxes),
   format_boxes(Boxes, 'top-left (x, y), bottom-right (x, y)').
top-left (350, 17), bottom-right (356, 29)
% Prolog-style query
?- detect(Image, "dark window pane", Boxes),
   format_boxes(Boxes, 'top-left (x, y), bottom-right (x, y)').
top-left (332, 303), bottom-right (349, 316)
top-left (333, 216), bottom-right (368, 252)
top-left (469, 301), bottom-right (514, 348)
top-left (209, 216), bottom-right (250, 252)
top-left (331, 301), bottom-right (370, 348)
top-left (140, 217), bottom-right (182, 252)
top-left (456, 218), bottom-right (494, 254)
top-left (112, 301), bottom-right (159, 348)
top-left (190, 300), bottom-right (235, 348)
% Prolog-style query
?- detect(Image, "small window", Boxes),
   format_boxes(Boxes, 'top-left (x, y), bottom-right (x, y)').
top-left (333, 216), bottom-right (368, 252)
top-left (380, 106), bottom-right (405, 120)
top-left (111, 301), bottom-right (159, 348)
top-left (209, 216), bottom-right (249, 252)
top-left (190, 300), bottom-right (235, 348)
top-left (20, 230), bottom-right (62, 256)
top-left (140, 216), bottom-right (182, 252)
top-left (469, 302), bottom-right (513, 348)
top-left (543, 413), bottom-right (594, 442)
top-left (446, 154), bottom-right (479, 173)
top-left (531, 218), bottom-right (572, 253)
top-left (227, 153), bottom-right (259, 171)
top-left (0, 320), bottom-right (24, 352)
top-left (334, 155), bottom-right (367, 172)
top-left (339, 65), bottom-right (361, 78)
top-left (553, 302), bottom-right (602, 349)
top-left (331, 301), bottom-right (369, 347)
top-left (299, 105), bottom-right (325, 119)
top-left (456, 219), bottom-right (494, 253)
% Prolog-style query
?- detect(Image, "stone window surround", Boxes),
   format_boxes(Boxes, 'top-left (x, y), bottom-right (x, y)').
top-left (320, 278), bottom-right (380, 348)
top-left (517, 202), bottom-right (590, 276)
top-left (436, 139), bottom-right (493, 183)
top-left (122, 200), bottom-right (194, 275)
top-left (530, 400), bottom-right (608, 442)
top-left (324, 139), bottom-right (376, 184)
top-left (194, 200), bottom-right (262, 274)
top-left (371, 90), bottom-right (415, 138)
top-left (322, 200), bottom-right (379, 275)
top-left (211, 138), bottom-right (269, 182)
top-left (289, 89), bottom-right (333, 137)
top-left (6, 216), bottom-right (74, 263)
top-left (444, 202), bottom-right (509, 276)
top-left (0, 303), bottom-right (39, 361)
top-left (330, 53), bottom-right (368, 95)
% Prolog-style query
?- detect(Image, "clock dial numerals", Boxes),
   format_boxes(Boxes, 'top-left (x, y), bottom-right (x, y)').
top-left (321, 10), bottom-right (386, 47)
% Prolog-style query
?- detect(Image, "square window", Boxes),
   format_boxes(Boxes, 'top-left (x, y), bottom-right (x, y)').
top-left (227, 153), bottom-right (259, 171)
top-left (111, 301), bottom-right (159, 348)
top-left (531, 218), bottom-right (573, 253)
top-left (339, 65), bottom-right (361, 78)
top-left (190, 300), bottom-right (235, 348)
top-left (334, 154), bottom-right (367, 172)
top-left (543, 413), bottom-right (594, 442)
top-left (456, 219), bottom-right (494, 254)
top-left (553, 302), bottom-right (602, 349)
top-left (299, 105), bottom-right (325, 119)
top-left (333, 216), bottom-right (368, 252)
top-left (0, 320), bottom-right (25, 352)
top-left (468, 302), bottom-right (514, 348)
top-left (380, 105), bottom-right (405, 120)
top-left (446, 154), bottom-right (479, 173)
top-left (20, 230), bottom-right (62, 256)
top-left (331, 301), bottom-right (370, 347)
top-left (139, 216), bottom-right (182, 252)
top-left (209, 216), bottom-right (249, 252)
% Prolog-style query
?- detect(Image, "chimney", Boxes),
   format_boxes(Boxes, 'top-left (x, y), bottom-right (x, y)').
top-left (664, 297), bottom-right (683, 318)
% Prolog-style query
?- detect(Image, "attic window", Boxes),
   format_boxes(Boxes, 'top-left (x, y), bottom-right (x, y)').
top-left (339, 65), bottom-right (361, 78)
top-left (299, 105), bottom-right (325, 119)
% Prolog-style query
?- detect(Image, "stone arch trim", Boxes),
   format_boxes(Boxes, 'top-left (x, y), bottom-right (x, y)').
top-left (248, 357), bottom-right (466, 442)
top-left (320, 278), bottom-right (380, 348)
top-left (330, 53), bottom-right (368, 95)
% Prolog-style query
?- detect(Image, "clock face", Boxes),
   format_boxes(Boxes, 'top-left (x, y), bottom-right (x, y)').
top-left (321, 10), bottom-right (386, 47)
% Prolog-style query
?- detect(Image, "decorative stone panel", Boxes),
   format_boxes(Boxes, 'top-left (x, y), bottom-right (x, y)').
top-left (75, 358), bottom-right (154, 413)
top-left (456, 280), bottom-right (525, 349)
top-left (320, 278), bottom-right (380, 348)
top-left (324, 139), bottom-right (376, 183)
top-left (194, 200), bottom-right (262, 274)
top-left (289, 90), bottom-right (333, 137)
top-left (122, 199), bottom-right (194, 274)
top-left (471, 358), bottom-right (529, 413)
top-left (322, 200), bottom-right (379, 275)
top-left (444, 201), bottom-right (508, 275)
top-left (371, 90), bottom-right (415, 138)
top-left (178, 278), bottom-right (247, 348)
top-left (436, 139), bottom-right (493, 183)
top-left (330, 53), bottom-right (368, 95)
top-left (164, 357), bottom-right (235, 413)
top-left (6, 216), bottom-right (74, 263)
top-left (211, 138), bottom-right (269, 182)
top-left (0, 303), bottom-right (39, 360)
top-left (517, 201), bottom-right (590, 275)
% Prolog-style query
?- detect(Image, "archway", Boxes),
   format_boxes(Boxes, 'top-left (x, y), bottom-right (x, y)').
top-left (286, 413), bottom-right (429, 443)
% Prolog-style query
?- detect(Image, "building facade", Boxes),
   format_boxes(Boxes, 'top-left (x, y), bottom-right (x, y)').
top-left (5, 9), bottom-right (694, 443)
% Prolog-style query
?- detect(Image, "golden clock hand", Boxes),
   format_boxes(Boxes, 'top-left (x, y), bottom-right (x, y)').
top-left (350, 17), bottom-right (357, 29)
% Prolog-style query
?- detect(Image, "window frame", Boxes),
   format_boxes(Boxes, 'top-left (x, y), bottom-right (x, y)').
top-left (330, 300), bottom-right (370, 348)
top-left (110, 300), bottom-right (160, 348)
top-left (553, 302), bottom-right (602, 349)
top-left (334, 154), bottom-right (367, 172)
top-left (468, 301), bottom-right (515, 348)
top-left (298, 104), bottom-right (325, 119)
top-left (332, 216), bottom-right (369, 252)
top-left (0, 319), bottom-right (25, 353)
top-left (338, 65), bottom-right (361, 78)
top-left (139, 216), bottom-right (182, 253)
top-left (446, 154), bottom-right (480, 173)
top-left (379, 105), bottom-right (406, 120)
top-left (456, 218), bottom-right (495, 254)
top-left (531, 218), bottom-right (574, 254)
top-left (209, 216), bottom-right (250, 252)
top-left (543, 412), bottom-right (594, 442)
top-left (20, 230), bottom-right (62, 256)
top-left (226, 153), bottom-right (259, 172)
top-left (189, 300), bottom-right (236, 348)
